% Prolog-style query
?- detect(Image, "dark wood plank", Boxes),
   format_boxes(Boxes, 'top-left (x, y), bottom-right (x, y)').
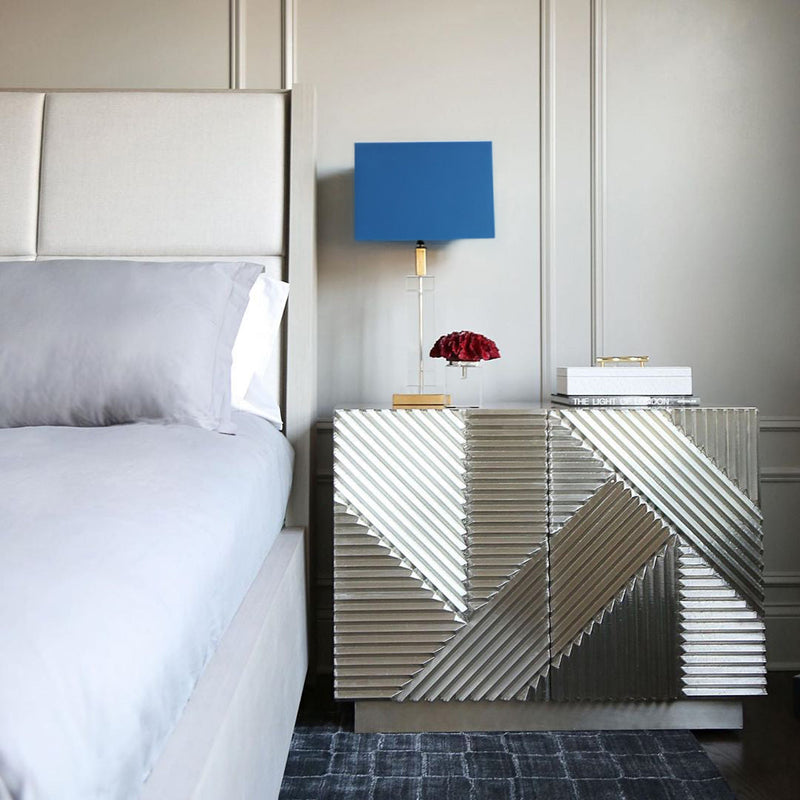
top-left (696, 672), bottom-right (800, 800)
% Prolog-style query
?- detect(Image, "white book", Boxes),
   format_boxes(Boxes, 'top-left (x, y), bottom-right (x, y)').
top-left (556, 366), bottom-right (692, 396)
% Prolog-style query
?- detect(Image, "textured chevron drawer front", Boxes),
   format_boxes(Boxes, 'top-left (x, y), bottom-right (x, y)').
top-left (333, 407), bottom-right (766, 703)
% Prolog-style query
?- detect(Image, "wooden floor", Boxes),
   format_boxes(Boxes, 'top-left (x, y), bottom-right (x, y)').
top-left (696, 672), bottom-right (800, 800)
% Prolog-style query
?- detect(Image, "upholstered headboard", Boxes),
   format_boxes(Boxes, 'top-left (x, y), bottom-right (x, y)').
top-left (0, 88), bottom-right (317, 527)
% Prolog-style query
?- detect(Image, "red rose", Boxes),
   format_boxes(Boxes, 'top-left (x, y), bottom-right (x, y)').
top-left (429, 331), bottom-right (501, 362)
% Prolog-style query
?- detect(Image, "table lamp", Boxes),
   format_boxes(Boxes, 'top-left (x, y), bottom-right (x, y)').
top-left (354, 141), bottom-right (495, 408)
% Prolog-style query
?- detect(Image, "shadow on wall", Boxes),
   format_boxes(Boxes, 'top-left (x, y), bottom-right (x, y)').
top-left (316, 170), bottom-right (419, 415)
top-left (316, 170), bottom-right (352, 252)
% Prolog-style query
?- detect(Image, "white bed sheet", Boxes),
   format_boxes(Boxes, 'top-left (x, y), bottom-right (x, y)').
top-left (0, 412), bottom-right (293, 800)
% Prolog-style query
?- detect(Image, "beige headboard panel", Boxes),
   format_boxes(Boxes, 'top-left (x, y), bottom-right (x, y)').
top-left (38, 92), bottom-right (286, 256)
top-left (0, 92), bottom-right (43, 257)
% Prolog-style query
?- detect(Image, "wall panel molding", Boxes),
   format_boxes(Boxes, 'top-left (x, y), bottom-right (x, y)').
top-left (589, 0), bottom-right (606, 363)
top-left (760, 467), bottom-right (800, 483)
top-left (539, 0), bottom-right (556, 399)
top-left (281, 0), bottom-right (295, 89)
top-left (229, 0), bottom-right (244, 89)
top-left (764, 573), bottom-right (800, 623)
top-left (764, 572), bottom-right (800, 588)
top-left (765, 603), bottom-right (800, 618)
top-left (760, 417), bottom-right (800, 432)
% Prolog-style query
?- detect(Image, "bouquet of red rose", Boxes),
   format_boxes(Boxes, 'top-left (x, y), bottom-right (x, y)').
top-left (429, 331), bottom-right (501, 363)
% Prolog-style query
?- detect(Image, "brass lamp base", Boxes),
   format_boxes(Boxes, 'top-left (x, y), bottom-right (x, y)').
top-left (392, 393), bottom-right (451, 409)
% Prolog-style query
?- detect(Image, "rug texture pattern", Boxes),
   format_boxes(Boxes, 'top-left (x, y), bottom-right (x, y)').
top-left (280, 725), bottom-right (734, 800)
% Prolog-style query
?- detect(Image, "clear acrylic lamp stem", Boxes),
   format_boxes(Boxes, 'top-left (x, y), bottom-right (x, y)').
top-left (405, 274), bottom-right (440, 393)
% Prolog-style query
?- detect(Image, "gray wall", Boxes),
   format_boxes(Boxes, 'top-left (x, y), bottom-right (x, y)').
top-left (0, 0), bottom-right (283, 89)
top-left (1, 0), bottom-right (798, 669)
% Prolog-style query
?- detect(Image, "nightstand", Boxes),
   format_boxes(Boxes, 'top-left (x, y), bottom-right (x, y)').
top-left (333, 407), bottom-right (765, 732)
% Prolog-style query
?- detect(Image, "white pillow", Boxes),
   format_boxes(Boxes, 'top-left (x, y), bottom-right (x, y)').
top-left (231, 272), bottom-right (289, 428)
top-left (0, 259), bottom-right (261, 432)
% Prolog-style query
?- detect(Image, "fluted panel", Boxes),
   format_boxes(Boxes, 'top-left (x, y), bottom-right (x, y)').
top-left (547, 411), bottom-right (614, 534)
top-left (669, 408), bottom-right (759, 503)
top-left (558, 409), bottom-right (764, 614)
top-left (333, 409), bottom-right (469, 614)
top-left (549, 479), bottom-right (674, 661)
top-left (333, 506), bottom-right (464, 700)
top-left (464, 410), bottom-right (547, 610)
top-left (334, 407), bottom-right (766, 706)
top-left (396, 546), bottom-right (549, 702)
top-left (678, 542), bottom-right (766, 697)
top-left (549, 544), bottom-right (680, 701)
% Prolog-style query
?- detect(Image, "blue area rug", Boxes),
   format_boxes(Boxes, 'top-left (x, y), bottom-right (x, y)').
top-left (280, 724), bottom-right (734, 799)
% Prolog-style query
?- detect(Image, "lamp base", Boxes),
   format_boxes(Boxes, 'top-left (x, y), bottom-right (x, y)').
top-left (392, 393), bottom-right (451, 410)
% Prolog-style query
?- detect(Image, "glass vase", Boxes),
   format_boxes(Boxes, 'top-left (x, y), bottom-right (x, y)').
top-left (446, 361), bottom-right (483, 408)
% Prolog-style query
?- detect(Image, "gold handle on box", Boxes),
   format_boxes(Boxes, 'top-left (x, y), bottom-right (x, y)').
top-left (596, 355), bottom-right (650, 367)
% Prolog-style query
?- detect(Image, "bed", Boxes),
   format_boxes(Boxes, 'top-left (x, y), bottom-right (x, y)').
top-left (0, 88), bottom-right (316, 800)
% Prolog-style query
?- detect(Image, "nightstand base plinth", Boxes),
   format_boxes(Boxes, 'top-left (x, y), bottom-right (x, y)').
top-left (353, 699), bottom-right (743, 733)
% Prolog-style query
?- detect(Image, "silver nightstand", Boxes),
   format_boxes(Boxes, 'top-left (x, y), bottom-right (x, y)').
top-left (333, 407), bottom-right (765, 732)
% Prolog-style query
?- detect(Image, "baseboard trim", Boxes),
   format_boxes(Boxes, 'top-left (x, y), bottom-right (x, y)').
top-left (354, 699), bottom-right (743, 733)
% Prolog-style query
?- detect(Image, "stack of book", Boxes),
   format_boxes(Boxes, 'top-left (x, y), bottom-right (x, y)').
top-left (551, 365), bottom-right (700, 407)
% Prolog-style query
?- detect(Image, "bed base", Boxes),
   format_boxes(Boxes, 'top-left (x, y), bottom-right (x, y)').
top-left (142, 529), bottom-right (307, 800)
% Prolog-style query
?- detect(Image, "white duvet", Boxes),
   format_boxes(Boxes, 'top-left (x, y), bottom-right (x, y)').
top-left (0, 412), bottom-right (293, 800)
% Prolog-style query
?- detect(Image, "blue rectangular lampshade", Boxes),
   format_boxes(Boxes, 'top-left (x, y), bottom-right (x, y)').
top-left (354, 141), bottom-right (495, 241)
